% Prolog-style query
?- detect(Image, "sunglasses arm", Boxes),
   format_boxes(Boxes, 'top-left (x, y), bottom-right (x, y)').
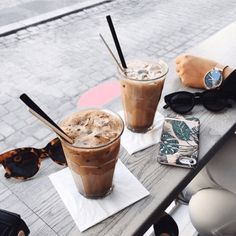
top-left (0, 153), bottom-right (8, 163)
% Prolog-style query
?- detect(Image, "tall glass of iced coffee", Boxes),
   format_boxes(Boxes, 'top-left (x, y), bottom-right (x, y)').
top-left (59, 108), bottom-right (124, 198)
top-left (119, 59), bottom-right (168, 133)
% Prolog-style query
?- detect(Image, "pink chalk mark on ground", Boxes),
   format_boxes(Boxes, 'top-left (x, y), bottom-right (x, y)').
top-left (77, 80), bottom-right (120, 108)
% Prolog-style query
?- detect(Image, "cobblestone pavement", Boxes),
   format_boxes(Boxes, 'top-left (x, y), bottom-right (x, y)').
top-left (1, 0), bottom-right (236, 153)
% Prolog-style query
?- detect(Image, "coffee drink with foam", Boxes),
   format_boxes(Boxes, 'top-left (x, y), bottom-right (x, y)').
top-left (60, 109), bottom-right (124, 198)
top-left (119, 59), bottom-right (168, 132)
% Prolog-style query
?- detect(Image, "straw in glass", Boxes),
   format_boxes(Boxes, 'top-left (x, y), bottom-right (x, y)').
top-left (99, 33), bottom-right (124, 72)
top-left (106, 15), bottom-right (127, 69)
top-left (20, 93), bottom-right (73, 144)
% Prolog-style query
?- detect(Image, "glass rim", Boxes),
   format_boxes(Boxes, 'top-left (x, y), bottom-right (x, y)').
top-left (118, 59), bottom-right (169, 82)
top-left (59, 108), bottom-right (124, 150)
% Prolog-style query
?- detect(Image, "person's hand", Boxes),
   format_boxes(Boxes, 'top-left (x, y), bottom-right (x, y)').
top-left (18, 230), bottom-right (26, 236)
top-left (175, 54), bottom-right (219, 89)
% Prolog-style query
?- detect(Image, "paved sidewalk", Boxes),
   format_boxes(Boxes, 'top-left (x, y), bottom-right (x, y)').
top-left (1, 0), bottom-right (236, 154)
top-left (0, 0), bottom-right (97, 26)
top-left (0, 0), bottom-right (111, 36)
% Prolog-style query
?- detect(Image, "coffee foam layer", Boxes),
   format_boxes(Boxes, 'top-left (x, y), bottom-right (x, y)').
top-left (124, 61), bottom-right (165, 80)
top-left (60, 110), bottom-right (123, 148)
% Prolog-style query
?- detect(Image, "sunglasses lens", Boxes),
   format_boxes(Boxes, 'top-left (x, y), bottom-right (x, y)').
top-left (169, 92), bottom-right (194, 113)
top-left (47, 138), bottom-right (67, 165)
top-left (2, 149), bottom-right (40, 179)
top-left (203, 91), bottom-right (227, 111)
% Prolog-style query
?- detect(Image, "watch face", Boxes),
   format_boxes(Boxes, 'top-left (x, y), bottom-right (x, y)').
top-left (204, 69), bottom-right (222, 89)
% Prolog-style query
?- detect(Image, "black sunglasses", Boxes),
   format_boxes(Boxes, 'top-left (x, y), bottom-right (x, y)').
top-left (163, 90), bottom-right (232, 114)
top-left (0, 138), bottom-right (67, 180)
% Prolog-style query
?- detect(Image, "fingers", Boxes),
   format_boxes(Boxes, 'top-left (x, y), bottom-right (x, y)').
top-left (176, 66), bottom-right (180, 74)
top-left (175, 56), bottom-right (182, 65)
top-left (175, 54), bottom-right (187, 75)
top-left (175, 54), bottom-right (188, 65)
top-left (175, 55), bottom-right (182, 74)
top-left (175, 54), bottom-right (192, 76)
top-left (176, 64), bottom-right (184, 84)
top-left (175, 59), bottom-right (182, 74)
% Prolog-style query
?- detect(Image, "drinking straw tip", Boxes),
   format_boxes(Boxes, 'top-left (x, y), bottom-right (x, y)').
top-left (19, 93), bottom-right (28, 102)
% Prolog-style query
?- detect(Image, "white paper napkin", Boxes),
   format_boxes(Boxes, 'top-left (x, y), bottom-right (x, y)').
top-left (49, 160), bottom-right (149, 232)
top-left (118, 111), bottom-right (165, 155)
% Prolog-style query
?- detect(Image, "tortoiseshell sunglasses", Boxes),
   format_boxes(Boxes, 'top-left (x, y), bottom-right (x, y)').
top-left (0, 138), bottom-right (67, 179)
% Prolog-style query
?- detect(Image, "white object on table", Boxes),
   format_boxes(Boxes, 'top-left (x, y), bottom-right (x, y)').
top-left (49, 160), bottom-right (150, 232)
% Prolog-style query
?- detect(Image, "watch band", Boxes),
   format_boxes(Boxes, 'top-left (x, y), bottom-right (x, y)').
top-left (214, 64), bottom-right (229, 80)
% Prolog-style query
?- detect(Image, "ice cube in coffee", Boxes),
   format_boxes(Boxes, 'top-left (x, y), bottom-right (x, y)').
top-left (59, 109), bottom-right (124, 198)
top-left (119, 59), bottom-right (168, 132)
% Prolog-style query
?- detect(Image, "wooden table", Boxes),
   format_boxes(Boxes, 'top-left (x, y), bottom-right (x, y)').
top-left (1, 22), bottom-right (236, 236)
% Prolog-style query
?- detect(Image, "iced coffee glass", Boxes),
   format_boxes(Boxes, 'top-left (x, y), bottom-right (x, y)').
top-left (59, 108), bottom-right (124, 199)
top-left (119, 59), bottom-right (168, 133)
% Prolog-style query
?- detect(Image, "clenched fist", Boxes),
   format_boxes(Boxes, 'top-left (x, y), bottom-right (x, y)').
top-left (175, 54), bottom-right (232, 89)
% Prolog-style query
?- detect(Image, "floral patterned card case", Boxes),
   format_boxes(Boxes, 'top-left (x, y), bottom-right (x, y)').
top-left (157, 116), bottom-right (200, 168)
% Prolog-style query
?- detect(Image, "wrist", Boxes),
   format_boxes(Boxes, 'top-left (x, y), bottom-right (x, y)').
top-left (214, 63), bottom-right (228, 79)
top-left (214, 63), bottom-right (234, 79)
top-left (223, 66), bottom-right (234, 80)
